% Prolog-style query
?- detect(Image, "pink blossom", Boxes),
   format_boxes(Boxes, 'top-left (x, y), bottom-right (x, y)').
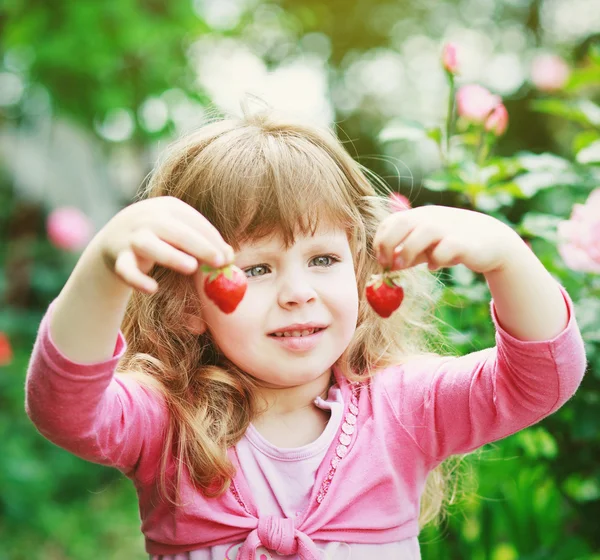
top-left (0, 332), bottom-right (12, 366)
top-left (442, 43), bottom-right (459, 74)
top-left (389, 193), bottom-right (411, 212)
top-left (456, 84), bottom-right (501, 123)
top-left (47, 207), bottom-right (93, 252)
top-left (531, 54), bottom-right (570, 92)
top-left (557, 189), bottom-right (600, 273)
top-left (485, 103), bottom-right (509, 136)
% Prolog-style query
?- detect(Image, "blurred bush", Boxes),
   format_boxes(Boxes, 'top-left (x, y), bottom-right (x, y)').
top-left (409, 41), bottom-right (600, 560)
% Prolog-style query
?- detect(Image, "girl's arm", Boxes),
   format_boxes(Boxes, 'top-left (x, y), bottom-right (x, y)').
top-left (26, 307), bottom-right (167, 475)
top-left (49, 237), bottom-right (133, 364)
top-left (26, 197), bottom-right (233, 471)
top-left (49, 196), bottom-right (232, 364)
top-left (373, 206), bottom-right (571, 344)
top-left (373, 205), bottom-right (586, 462)
top-left (381, 284), bottom-right (586, 463)
top-left (483, 237), bottom-right (568, 341)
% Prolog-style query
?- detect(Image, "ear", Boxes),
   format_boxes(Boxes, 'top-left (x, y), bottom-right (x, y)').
top-left (183, 311), bottom-right (207, 335)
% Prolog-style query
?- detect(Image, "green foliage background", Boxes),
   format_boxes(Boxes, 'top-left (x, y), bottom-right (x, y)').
top-left (1, 1), bottom-right (599, 559)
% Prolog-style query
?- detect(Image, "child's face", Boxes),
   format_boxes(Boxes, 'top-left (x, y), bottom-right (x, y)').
top-left (195, 222), bottom-right (359, 388)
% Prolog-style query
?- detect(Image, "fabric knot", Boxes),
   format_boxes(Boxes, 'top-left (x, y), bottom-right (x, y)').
top-left (236, 516), bottom-right (320, 560)
top-left (257, 516), bottom-right (297, 555)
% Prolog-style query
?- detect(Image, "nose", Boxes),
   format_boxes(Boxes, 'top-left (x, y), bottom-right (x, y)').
top-left (277, 268), bottom-right (317, 308)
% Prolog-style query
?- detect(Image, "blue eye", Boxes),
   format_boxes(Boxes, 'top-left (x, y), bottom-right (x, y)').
top-left (243, 255), bottom-right (339, 278)
top-left (311, 255), bottom-right (339, 267)
top-left (244, 265), bottom-right (270, 278)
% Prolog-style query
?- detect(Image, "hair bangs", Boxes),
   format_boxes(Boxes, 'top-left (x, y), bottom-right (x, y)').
top-left (178, 126), bottom-right (361, 250)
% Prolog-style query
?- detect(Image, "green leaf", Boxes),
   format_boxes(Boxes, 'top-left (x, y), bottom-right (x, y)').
top-left (473, 192), bottom-right (510, 212)
top-left (530, 99), bottom-right (600, 127)
top-left (573, 297), bottom-right (600, 337)
top-left (422, 170), bottom-right (466, 192)
top-left (487, 182), bottom-right (526, 198)
top-left (515, 427), bottom-right (558, 459)
top-left (517, 152), bottom-right (571, 172)
top-left (518, 212), bottom-right (562, 242)
top-left (379, 120), bottom-right (428, 143)
top-left (579, 99), bottom-right (600, 126)
top-left (572, 130), bottom-right (600, 154)
top-left (423, 176), bottom-right (450, 192)
top-left (576, 139), bottom-right (600, 164)
top-left (514, 172), bottom-right (570, 197)
top-left (589, 42), bottom-right (600, 65)
top-left (563, 474), bottom-right (600, 503)
top-left (479, 157), bottom-right (524, 185)
top-left (565, 67), bottom-right (600, 92)
top-left (426, 126), bottom-right (442, 145)
top-left (511, 153), bottom-right (579, 196)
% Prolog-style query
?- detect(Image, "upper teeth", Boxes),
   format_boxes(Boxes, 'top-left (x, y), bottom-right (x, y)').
top-left (273, 328), bottom-right (318, 337)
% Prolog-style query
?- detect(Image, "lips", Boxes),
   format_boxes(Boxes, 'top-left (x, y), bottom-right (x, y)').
top-left (268, 328), bottom-right (327, 352)
top-left (267, 323), bottom-right (328, 336)
top-left (269, 327), bottom-right (326, 338)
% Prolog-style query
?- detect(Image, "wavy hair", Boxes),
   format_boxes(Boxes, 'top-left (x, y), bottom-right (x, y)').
top-left (119, 99), bottom-right (458, 527)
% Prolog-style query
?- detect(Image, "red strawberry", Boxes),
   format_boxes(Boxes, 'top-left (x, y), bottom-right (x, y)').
top-left (365, 273), bottom-right (404, 318)
top-left (202, 264), bottom-right (247, 314)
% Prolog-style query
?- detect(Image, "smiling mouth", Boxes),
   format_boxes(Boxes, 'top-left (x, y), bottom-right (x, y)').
top-left (269, 327), bottom-right (326, 338)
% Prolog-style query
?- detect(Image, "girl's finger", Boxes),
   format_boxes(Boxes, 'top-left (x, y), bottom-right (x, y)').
top-left (114, 250), bottom-right (158, 293)
top-left (130, 229), bottom-right (198, 274)
top-left (428, 237), bottom-right (465, 269)
top-left (390, 224), bottom-right (444, 270)
top-left (373, 213), bottom-right (415, 267)
top-left (154, 220), bottom-right (227, 268)
top-left (168, 199), bottom-right (234, 262)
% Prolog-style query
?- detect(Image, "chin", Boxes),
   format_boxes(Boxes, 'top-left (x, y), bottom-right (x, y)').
top-left (257, 366), bottom-right (331, 388)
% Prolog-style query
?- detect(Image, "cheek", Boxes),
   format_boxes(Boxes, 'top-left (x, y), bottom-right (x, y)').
top-left (201, 290), bottom-right (262, 350)
top-left (344, 288), bottom-right (360, 327)
top-left (205, 312), bottom-right (251, 362)
top-left (342, 263), bottom-right (360, 296)
top-left (330, 267), bottom-right (360, 319)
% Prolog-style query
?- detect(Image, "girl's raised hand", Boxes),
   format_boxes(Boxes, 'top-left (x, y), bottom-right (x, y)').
top-left (96, 196), bottom-right (234, 294)
top-left (373, 205), bottom-right (521, 274)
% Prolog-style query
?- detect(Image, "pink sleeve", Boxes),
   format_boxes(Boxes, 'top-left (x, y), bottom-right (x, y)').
top-left (25, 303), bottom-right (168, 478)
top-left (382, 284), bottom-right (587, 463)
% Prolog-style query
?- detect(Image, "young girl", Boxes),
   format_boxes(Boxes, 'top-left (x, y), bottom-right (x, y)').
top-left (26, 101), bottom-right (586, 560)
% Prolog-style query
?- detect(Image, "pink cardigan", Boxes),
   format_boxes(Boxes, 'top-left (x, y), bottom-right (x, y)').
top-left (25, 287), bottom-right (586, 556)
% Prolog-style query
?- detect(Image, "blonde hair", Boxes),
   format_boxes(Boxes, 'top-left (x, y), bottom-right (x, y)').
top-left (119, 100), bottom-right (457, 528)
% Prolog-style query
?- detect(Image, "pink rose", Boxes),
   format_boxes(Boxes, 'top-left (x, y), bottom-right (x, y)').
top-left (531, 54), bottom-right (570, 92)
top-left (456, 84), bottom-right (501, 123)
top-left (557, 188), bottom-right (600, 273)
top-left (442, 43), bottom-right (459, 74)
top-left (389, 193), bottom-right (411, 212)
top-left (47, 207), bottom-right (93, 252)
top-left (485, 103), bottom-right (509, 136)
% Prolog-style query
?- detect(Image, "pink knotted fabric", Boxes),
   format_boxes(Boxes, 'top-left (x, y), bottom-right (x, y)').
top-left (236, 516), bottom-right (321, 560)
